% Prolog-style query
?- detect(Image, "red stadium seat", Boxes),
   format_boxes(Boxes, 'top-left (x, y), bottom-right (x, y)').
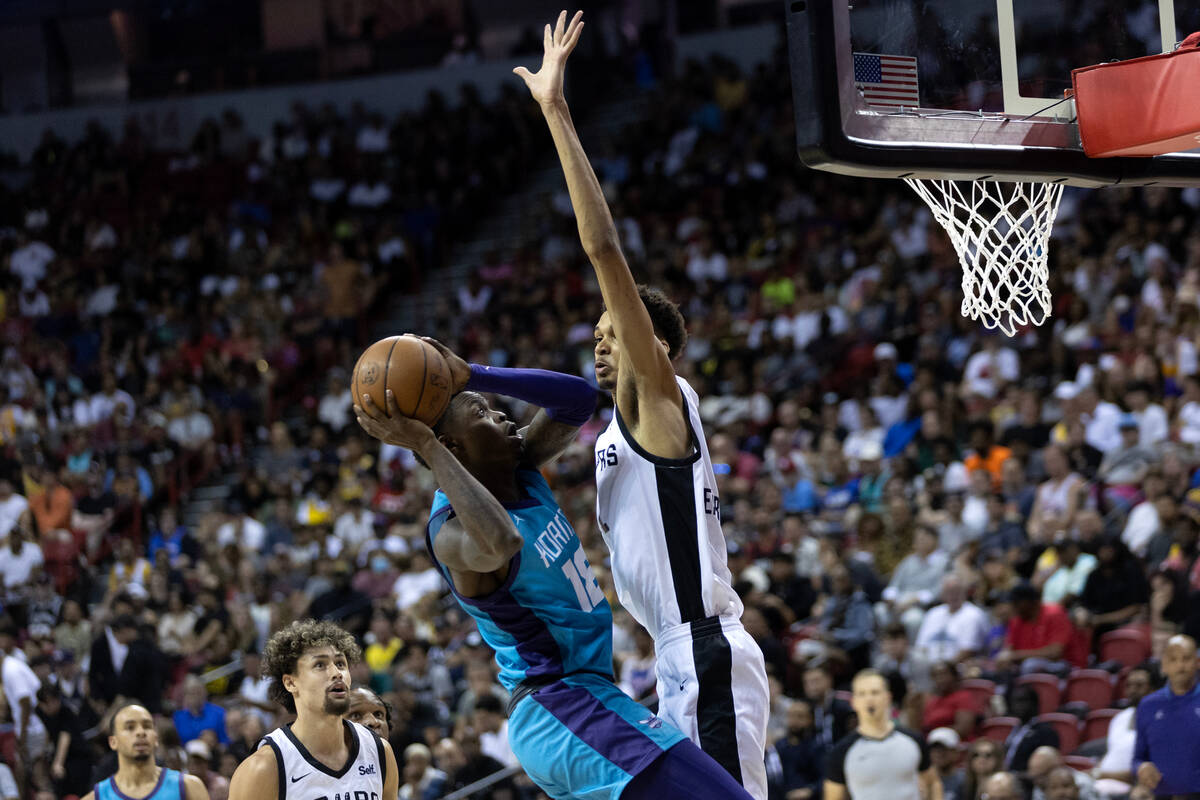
top-left (1064, 669), bottom-right (1114, 710)
top-left (1100, 629), bottom-right (1150, 668)
top-left (1064, 755), bottom-right (1097, 770)
top-left (981, 716), bottom-right (1019, 742)
top-left (961, 678), bottom-right (997, 714)
top-left (1016, 673), bottom-right (1062, 715)
top-left (1035, 712), bottom-right (1082, 754)
top-left (1083, 708), bottom-right (1120, 743)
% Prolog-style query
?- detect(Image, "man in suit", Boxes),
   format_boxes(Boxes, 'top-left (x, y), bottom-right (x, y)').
top-left (88, 614), bottom-right (167, 713)
top-left (1003, 685), bottom-right (1059, 772)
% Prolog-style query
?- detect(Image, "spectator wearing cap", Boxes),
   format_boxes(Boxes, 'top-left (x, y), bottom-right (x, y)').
top-left (186, 738), bottom-right (230, 800)
top-left (1132, 635), bottom-right (1200, 797)
top-left (1094, 664), bottom-right (1156, 797)
top-left (174, 675), bottom-right (229, 745)
top-left (927, 727), bottom-right (967, 800)
top-left (997, 581), bottom-right (1085, 677)
top-left (767, 697), bottom-right (825, 800)
top-left (35, 683), bottom-right (91, 797)
top-left (400, 742), bottom-right (447, 800)
top-left (1002, 686), bottom-right (1060, 773)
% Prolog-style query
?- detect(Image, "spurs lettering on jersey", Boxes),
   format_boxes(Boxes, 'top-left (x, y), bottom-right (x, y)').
top-left (593, 376), bottom-right (742, 638)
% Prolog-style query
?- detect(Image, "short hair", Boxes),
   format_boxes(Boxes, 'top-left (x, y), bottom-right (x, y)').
top-left (108, 701), bottom-right (150, 736)
top-left (851, 668), bottom-right (888, 690)
top-left (474, 693), bottom-right (503, 715)
top-left (263, 620), bottom-right (362, 713)
top-left (602, 286), bottom-right (687, 361)
top-left (404, 743), bottom-right (432, 763)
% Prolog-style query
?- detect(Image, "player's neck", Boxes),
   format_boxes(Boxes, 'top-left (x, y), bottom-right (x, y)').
top-left (292, 708), bottom-right (349, 764)
top-left (115, 760), bottom-right (160, 789)
top-left (473, 466), bottom-right (522, 505)
top-left (858, 716), bottom-right (894, 738)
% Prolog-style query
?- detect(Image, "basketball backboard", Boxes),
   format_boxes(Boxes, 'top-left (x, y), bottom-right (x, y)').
top-left (785, 0), bottom-right (1200, 187)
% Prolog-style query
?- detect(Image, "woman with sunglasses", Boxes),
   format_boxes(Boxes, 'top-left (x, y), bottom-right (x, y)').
top-left (963, 740), bottom-right (1003, 800)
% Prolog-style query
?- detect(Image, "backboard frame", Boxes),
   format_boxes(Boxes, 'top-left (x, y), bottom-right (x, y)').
top-left (785, 0), bottom-right (1200, 188)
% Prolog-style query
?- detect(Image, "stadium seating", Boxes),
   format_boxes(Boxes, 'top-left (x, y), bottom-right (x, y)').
top-left (980, 717), bottom-right (1019, 742)
top-left (1083, 708), bottom-right (1121, 743)
top-left (1016, 673), bottom-right (1062, 715)
top-left (1064, 669), bottom-right (1114, 710)
top-left (960, 678), bottom-right (997, 714)
top-left (1034, 712), bottom-right (1082, 754)
top-left (1064, 755), bottom-right (1097, 770)
top-left (1099, 629), bottom-right (1151, 667)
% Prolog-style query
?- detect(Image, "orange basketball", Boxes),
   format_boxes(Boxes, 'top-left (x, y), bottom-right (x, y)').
top-left (352, 335), bottom-right (453, 426)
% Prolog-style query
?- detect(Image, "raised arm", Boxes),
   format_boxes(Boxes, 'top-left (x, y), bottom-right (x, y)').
top-left (355, 390), bottom-right (523, 576)
top-left (516, 12), bottom-right (685, 447)
top-left (421, 337), bottom-right (595, 468)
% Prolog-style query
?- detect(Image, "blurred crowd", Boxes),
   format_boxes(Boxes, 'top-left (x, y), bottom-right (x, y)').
top-left (2, 27), bottom-right (1200, 800)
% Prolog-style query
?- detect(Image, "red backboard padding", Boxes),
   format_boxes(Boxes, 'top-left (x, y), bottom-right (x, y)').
top-left (1074, 38), bottom-right (1200, 157)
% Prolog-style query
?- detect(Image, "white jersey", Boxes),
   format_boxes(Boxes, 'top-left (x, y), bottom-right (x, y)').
top-left (259, 720), bottom-right (385, 800)
top-left (594, 375), bottom-right (742, 638)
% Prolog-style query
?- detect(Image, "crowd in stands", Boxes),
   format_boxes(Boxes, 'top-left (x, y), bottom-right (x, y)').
top-left (2, 24), bottom-right (1200, 800)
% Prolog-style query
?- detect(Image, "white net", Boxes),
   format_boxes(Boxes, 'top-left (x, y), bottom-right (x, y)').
top-left (904, 178), bottom-right (1064, 337)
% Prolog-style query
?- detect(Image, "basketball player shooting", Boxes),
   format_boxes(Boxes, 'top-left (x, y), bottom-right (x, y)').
top-left (353, 358), bottom-right (755, 798)
top-left (516, 11), bottom-right (771, 798)
top-left (228, 620), bottom-right (398, 800)
top-left (83, 703), bottom-right (209, 800)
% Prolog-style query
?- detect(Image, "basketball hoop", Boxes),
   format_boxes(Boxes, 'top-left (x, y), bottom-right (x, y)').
top-left (904, 177), bottom-right (1064, 337)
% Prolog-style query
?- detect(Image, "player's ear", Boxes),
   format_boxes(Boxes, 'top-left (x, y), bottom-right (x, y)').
top-left (657, 336), bottom-right (671, 356)
top-left (282, 673), bottom-right (296, 694)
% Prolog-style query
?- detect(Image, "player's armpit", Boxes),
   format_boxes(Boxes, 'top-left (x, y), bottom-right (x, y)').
top-left (433, 515), bottom-right (522, 576)
top-left (228, 747), bottom-right (279, 800)
top-left (823, 780), bottom-right (849, 800)
top-left (184, 773), bottom-right (212, 800)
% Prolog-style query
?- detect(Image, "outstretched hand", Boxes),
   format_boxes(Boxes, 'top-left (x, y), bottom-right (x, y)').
top-left (513, 10), bottom-right (583, 107)
top-left (355, 390), bottom-right (437, 454)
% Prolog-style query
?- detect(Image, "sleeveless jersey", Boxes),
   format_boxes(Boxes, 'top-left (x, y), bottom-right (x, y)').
top-left (594, 375), bottom-right (742, 638)
top-left (427, 469), bottom-right (613, 691)
top-left (96, 768), bottom-right (185, 800)
top-left (258, 720), bottom-right (385, 800)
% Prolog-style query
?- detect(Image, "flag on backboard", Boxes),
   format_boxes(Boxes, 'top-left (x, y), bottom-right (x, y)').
top-left (853, 53), bottom-right (919, 109)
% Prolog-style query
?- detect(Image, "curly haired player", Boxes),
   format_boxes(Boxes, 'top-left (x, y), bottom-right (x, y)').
top-left (229, 620), bottom-right (398, 800)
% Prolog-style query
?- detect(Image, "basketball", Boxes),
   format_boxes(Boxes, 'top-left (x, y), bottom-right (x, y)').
top-left (352, 335), bottom-right (453, 426)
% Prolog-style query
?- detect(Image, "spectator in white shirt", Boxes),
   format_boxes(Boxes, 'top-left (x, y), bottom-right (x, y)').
top-left (90, 372), bottom-right (136, 427)
top-left (334, 497), bottom-right (375, 555)
top-left (913, 574), bottom-right (990, 666)
top-left (355, 114), bottom-right (389, 153)
top-left (685, 234), bottom-right (729, 286)
top-left (17, 283), bottom-right (50, 317)
top-left (392, 550), bottom-right (444, 611)
top-left (9, 237), bottom-right (55, 287)
top-left (962, 337), bottom-right (1020, 399)
top-left (1094, 666), bottom-right (1154, 796)
top-left (0, 478), bottom-right (29, 538)
top-left (1077, 384), bottom-right (1123, 454)
top-left (1125, 382), bottom-right (1168, 447)
top-left (167, 396), bottom-right (215, 450)
top-left (348, 177), bottom-right (392, 208)
top-left (216, 502), bottom-right (267, 553)
top-left (1, 520), bottom-right (43, 598)
top-left (317, 375), bottom-right (353, 432)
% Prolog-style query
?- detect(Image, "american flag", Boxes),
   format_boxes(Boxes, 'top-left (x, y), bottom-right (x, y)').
top-left (853, 52), bottom-right (919, 109)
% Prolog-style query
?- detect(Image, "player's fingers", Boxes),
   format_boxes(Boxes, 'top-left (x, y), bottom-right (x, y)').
top-left (385, 388), bottom-right (399, 417)
top-left (544, 23), bottom-right (552, 51)
top-left (513, 66), bottom-right (532, 83)
top-left (360, 393), bottom-right (383, 421)
top-left (565, 18), bottom-right (583, 52)
top-left (554, 10), bottom-right (567, 43)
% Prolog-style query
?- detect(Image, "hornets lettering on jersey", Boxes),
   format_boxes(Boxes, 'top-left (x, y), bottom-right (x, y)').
top-left (426, 468), bottom-right (686, 799)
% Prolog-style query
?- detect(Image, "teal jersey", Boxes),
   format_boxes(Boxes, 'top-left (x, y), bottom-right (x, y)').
top-left (95, 768), bottom-right (185, 800)
top-left (427, 469), bottom-right (614, 690)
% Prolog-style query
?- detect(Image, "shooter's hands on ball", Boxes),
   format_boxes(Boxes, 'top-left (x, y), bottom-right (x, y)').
top-left (513, 10), bottom-right (583, 107)
top-left (418, 336), bottom-right (471, 393)
top-left (355, 390), bottom-right (436, 454)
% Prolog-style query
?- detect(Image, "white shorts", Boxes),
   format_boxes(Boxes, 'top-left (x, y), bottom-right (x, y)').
top-left (654, 615), bottom-right (770, 800)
